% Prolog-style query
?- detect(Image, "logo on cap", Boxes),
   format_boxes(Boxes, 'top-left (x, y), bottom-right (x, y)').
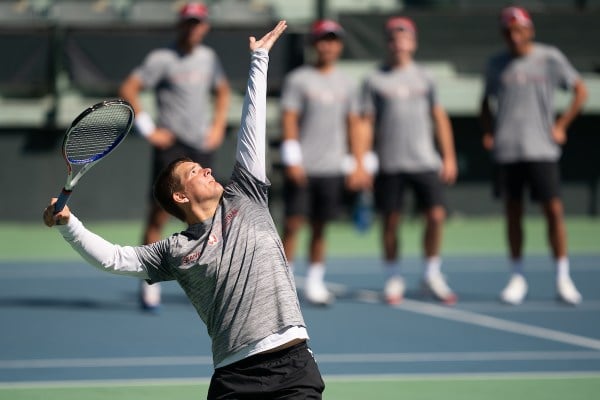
top-left (310, 19), bottom-right (345, 41)
top-left (501, 6), bottom-right (532, 28)
top-left (179, 2), bottom-right (208, 21)
top-left (385, 16), bottom-right (417, 35)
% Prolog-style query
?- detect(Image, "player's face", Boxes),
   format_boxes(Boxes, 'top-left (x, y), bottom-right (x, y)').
top-left (313, 37), bottom-right (344, 65)
top-left (502, 24), bottom-right (534, 55)
top-left (174, 161), bottom-right (223, 205)
top-left (180, 19), bottom-right (209, 46)
top-left (387, 30), bottom-right (416, 58)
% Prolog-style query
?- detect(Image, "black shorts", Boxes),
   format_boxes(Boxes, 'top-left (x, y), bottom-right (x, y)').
top-left (283, 176), bottom-right (344, 221)
top-left (374, 171), bottom-right (445, 213)
top-left (150, 141), bottom-right (215, 200)
top-left (494, 161), bottom-right (561, 203)
top-left (208, 341), bottom-right (325, 400)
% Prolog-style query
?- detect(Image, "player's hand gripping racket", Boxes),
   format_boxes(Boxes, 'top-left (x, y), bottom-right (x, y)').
top-left (54, 99), bottom-right (134, 213)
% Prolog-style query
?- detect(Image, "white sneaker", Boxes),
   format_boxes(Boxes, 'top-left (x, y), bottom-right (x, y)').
top-left (384, 276), bottom-right (405, 305)
top-left (422, 272), bottom-right (458, 305)
top-left (140, 280), bottom-right (161, 312)
top-left (304, 279), bottom-right (334, 306)
top-left (557, 275), bottom-right (582, 305)
top-left (500, 274), bottom-right (528, 305)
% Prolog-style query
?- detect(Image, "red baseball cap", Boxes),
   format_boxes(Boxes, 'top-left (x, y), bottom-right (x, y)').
top-left (500, 6), bottom-right (533, 28)
top-left (385, 16), bottom-right (417, 35)
top-left (179, 2), bottom-right (209, 21)
top-left (310, 19), bottom-right (345, 42)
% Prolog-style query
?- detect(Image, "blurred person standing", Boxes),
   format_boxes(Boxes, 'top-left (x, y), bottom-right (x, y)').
top-left (480, 6), bottom-right (588, 305)
top-left (119, 2), bottom-right (231, 312)
top-left (279, 20), bottom-right (364, 305)
top-left (361, 17), bottom-right (458, 305)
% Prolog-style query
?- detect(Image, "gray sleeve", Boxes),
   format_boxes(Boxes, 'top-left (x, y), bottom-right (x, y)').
top-left (280, 71), bottom-right (303, 112)
top-left (132, 50), bottom-right (167, 88)
top-left (346, 80), bottom-right (361, 115)
top-left (210, 51), bottom-right (228, 89)
top-left (549, 47), bottom-right (580, 91)
top-left (134, 241), bottom-right (175, 284)
top-left (423, 69), bottom-right (439, 108)
top-left (229, 162), bottom-right (270, 205)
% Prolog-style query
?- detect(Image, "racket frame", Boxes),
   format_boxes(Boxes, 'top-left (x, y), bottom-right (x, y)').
top-left (54, 99), bottom-right (134, 213)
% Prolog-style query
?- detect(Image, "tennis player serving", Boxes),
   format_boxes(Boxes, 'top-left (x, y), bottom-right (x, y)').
top-left (44, 21), bottom-right (325, 399)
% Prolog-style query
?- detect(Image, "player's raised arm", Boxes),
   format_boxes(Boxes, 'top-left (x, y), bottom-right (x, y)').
top-left (249, 20), bottom-right (287, 53)
top-left (236, 21), bottom-right (287, 182)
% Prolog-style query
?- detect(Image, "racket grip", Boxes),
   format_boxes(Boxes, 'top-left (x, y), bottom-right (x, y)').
top-left (54, 189), bottom-right (72, 214)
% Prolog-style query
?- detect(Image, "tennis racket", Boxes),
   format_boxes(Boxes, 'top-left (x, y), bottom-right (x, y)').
top-left (54, 99), bottom-right (134, 213)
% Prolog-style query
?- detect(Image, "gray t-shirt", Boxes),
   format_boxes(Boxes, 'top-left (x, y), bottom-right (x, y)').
top-left (361, 62), bottom-right (441, 173)
top-left (280, 65), bottom-right (360, 176)
top-left (134, 44), bottom-right (226, 150)
top-left (483, 43), bottom-right (580, 163)
top-left (136, 163), bottom-right (305, 367)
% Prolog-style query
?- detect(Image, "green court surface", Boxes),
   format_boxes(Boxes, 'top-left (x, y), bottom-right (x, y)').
top-left (1, 375), bottom-right (599, 400)
top-left (2, 215), bottom-right (600, 261)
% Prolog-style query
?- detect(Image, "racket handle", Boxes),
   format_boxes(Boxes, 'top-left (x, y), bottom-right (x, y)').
top-left (54, 189), bottom-right (72, 214)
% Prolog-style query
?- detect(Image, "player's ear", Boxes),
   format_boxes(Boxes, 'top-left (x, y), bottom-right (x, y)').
top-left (172, 191), bottom-right (189, 205)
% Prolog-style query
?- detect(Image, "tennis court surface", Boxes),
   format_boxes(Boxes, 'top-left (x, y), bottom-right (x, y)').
top-left (1, 217), bottom-right (599, 399)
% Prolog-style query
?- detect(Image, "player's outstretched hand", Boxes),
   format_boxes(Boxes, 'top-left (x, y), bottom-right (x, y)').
top-left (43, 198), bottom-right (70, 227)
top-left (249, 20), bottom-right (287, 53)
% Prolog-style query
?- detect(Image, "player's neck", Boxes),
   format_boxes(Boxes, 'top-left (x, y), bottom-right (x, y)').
top-left (389, 54), bottom-right (413, 69)
top-left (186, 197), bottom-right (221, 225)
top-left (314, 60), bottom-right (336, 73)
top-left (177, 39), bottom-right (200, 55)
top-left (511, 42), bottom-right (534, 57)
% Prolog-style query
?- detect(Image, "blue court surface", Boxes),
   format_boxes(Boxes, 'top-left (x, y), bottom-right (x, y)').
top-left (1, 252), bottom-right (599, 389)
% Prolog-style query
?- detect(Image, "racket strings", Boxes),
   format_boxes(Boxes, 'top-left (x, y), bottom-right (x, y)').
top-left (65, 106), bottom-right (133, 164)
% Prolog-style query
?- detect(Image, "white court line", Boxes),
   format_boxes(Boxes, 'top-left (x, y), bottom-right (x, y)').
top-left (302, 279), bottom-right (600, 351)
top-left (1, 371), bottom-right (599, 389)
top-left (399, 299), bottom-right (600, 351)
top-left (2, 351), bottom-right (600, 370)
top-left (458, 301), bottom-right (600, 313)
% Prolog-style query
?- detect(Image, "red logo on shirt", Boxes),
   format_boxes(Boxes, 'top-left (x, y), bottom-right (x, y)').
top-left (182, 251), bottom-right (201, 265)
top-left (208, 233), bottom-right (219, 245)
top-left (224, 208), bottom-right (239, 227)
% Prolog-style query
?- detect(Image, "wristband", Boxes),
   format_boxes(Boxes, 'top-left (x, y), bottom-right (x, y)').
top-left (363, 151), bottom-right (379, 174)
top-left (342, 151), bottom-right (379, 175)
top-left (281, 139), bottom-right (303, 166)
top-left (134, 111), bottom-right (156, 138)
